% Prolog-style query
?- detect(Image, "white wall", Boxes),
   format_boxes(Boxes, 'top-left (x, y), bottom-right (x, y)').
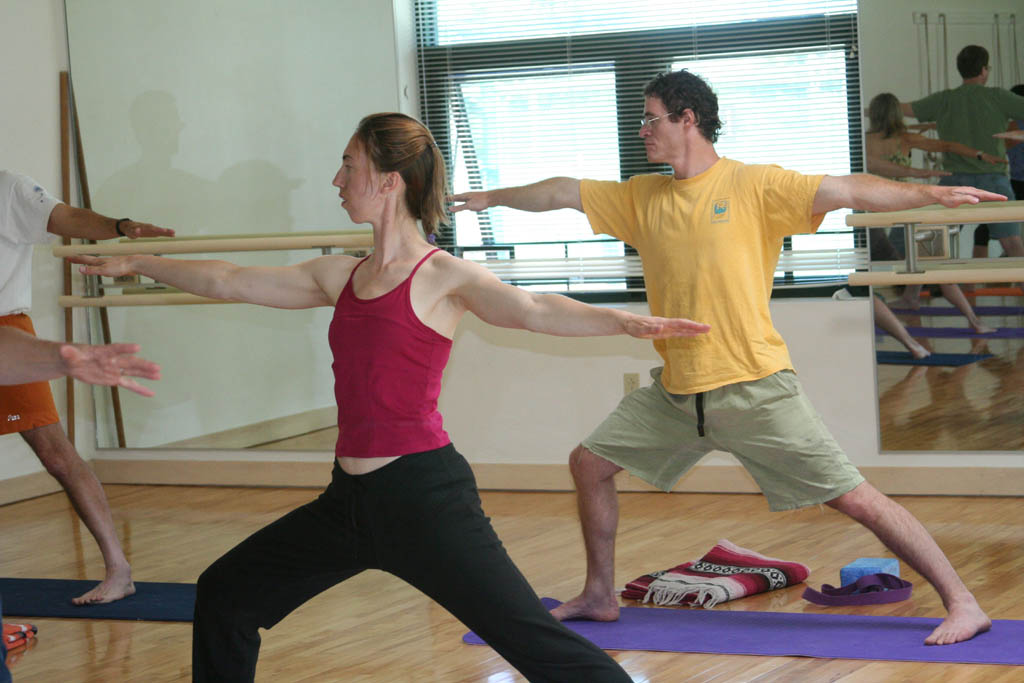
top-left (440, 300), bottom-right (875, 469)
top-left (858, 0), bottom-right (1022, 256)
top-left (859, 0), bottom-right (1020, 101)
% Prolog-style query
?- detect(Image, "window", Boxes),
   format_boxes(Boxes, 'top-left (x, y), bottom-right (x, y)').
top-left (415, 0), bottom-right (865, 294)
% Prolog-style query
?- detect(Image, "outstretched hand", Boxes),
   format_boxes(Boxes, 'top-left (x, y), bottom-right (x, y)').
top-left (624, 316), bottom-right (711, 340)
top-left (980, 152), bottom-right (1007, 166)
top-left (449, 192), bottom-right (490, 213)
top-left (68, 254), bottom-right (138, 278)
top-left (60, 343), bottom-right (161, 397)
top-left (120, 220), bottom-right (175, 239)
top-left (933, 186), bottom-right (1007, 208)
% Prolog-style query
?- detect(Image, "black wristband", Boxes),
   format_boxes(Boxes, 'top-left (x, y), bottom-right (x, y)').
top-left (115, 218), bottom-right (131, 237)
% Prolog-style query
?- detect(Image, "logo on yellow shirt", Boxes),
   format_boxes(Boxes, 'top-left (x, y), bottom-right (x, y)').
top-left (711, 198), bottom-right (730, 223)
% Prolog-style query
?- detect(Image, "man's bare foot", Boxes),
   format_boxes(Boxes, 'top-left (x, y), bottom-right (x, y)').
top-left (971, 323), bottom-right (997, 334)
top-left (924, 599), bottom-right (991, 645)
top-left (72, 567), bottom-right (136, 605)
top-left (550, 593), bottom-right (620, 622)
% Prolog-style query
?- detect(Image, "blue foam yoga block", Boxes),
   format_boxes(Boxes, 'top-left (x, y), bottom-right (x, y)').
top-left (840, 557), bottom-right (899, 586)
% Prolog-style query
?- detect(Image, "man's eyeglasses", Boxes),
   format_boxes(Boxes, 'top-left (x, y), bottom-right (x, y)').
top-left (639, 113), bottom-right (673, 129)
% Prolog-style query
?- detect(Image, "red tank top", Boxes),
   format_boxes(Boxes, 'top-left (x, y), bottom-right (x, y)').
top-left (328, 249), bottom-right (452, 459)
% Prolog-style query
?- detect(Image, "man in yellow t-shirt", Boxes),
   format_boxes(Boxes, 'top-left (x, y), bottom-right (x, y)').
top-left (451, 69), bottom-right (1000, 645)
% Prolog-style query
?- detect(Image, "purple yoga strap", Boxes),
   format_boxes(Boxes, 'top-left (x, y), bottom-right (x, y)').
top-left (802, 573), bottom-right (913, 606)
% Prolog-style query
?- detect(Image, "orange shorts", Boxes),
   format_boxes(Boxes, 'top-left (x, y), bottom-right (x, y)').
top-left (0, 314), bottom-right (61, 435)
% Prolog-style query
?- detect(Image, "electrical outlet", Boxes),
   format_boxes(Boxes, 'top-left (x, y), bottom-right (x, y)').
top-left (623, 372), bottom-right (640, 395)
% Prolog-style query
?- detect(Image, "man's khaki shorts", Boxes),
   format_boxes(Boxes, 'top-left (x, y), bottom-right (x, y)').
top-left (582, 368), bottom-right (864, 511)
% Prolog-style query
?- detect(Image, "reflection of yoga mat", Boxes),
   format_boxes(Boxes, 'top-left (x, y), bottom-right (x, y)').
top-left (901, 326), bottom-right (1024, 339)
top-left (463, 598), bottom-right (1024, 665)
top-left (958, 287), bottom-right (1023, 298)
top-left (876, 351), bottom-right (993, 366)
top-left (890, 306), bottom-right (1024, 316)
top-left (0, 579), bottom-right (195, 622)
top-left (919, 287), bottom-right (1023, 299)
top-left (876, 326), bottom-right (1024, 339)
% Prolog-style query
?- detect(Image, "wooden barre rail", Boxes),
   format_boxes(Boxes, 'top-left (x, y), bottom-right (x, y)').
top-left (53, 230), bottom-right (374, 257)
top-left (848, 267), bottom-right (1024, 287)
top-left (845, 200), bottom-right (1024, 228)
top-left (847, 201), bottom-right (1024, 284)
top-left (60, 293), bottom-right (233, 308)
top-left (57, 231), bottom-right (375, 308)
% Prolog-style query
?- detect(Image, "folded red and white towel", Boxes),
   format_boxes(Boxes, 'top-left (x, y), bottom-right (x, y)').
top-left (622, 539), bottom-right (810, 608)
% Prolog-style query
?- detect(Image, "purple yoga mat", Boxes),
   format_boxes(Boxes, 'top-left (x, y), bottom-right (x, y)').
top-left (463, 598), bottom-right (1024, 666)
top-left (890, 306), bottom-right (1024, 316)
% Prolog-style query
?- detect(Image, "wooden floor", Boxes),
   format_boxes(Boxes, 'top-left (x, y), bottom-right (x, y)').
top-left (2, 485), bottom-right (1023, 681)
top-left (875, 293), bottom-right (1024, 451)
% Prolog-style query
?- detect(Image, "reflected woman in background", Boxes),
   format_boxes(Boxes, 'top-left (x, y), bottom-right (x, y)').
top-left (866, 92), bottom-right (1006, 179)
top-left (72, 112), bottom-right (711, 682)
top-left (865, 92), bottom-right (997, 333)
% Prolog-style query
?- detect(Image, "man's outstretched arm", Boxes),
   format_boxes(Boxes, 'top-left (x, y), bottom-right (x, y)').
top-left (47, 203), bottom-right (175, 241)
top-left (450, 177), bottom-right (583, 213)
top-left (812, 174), bottom-right (1007, 215)
top-left (0, 328), bottom-right (160, 396)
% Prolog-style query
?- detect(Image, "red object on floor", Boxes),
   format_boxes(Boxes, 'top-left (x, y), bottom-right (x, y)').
top-left (3, 622), bottom-right (37, 652)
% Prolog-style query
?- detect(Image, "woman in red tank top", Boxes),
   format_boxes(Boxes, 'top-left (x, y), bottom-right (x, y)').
top-left (72, 113), bottom-right (708, 682)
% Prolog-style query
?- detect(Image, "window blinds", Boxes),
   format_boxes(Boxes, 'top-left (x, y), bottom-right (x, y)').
top-left (415, 0), bottom-right (864, 293)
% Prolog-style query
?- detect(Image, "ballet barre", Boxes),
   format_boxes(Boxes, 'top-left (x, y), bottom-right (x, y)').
top-left (56, 230), bottom-right (373, 307)
top-left (53, 230), bottom-right (373, 258)
top-left (846, 200), bottom-right (1024, 286)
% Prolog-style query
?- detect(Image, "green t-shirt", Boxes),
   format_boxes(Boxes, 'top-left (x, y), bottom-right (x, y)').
top-left (911, 84), bottom-right (1024, 174)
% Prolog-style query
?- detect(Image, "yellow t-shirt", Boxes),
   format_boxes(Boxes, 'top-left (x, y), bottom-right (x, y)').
top-left (580, 158), bottom-right (825, 394)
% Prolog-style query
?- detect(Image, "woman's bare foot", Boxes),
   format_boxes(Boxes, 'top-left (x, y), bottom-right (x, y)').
top-left (907, 340), bottom-right (931, 360)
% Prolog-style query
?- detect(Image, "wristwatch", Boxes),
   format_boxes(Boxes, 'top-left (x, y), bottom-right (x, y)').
top-left (976, 151), bottom-right (984, 160)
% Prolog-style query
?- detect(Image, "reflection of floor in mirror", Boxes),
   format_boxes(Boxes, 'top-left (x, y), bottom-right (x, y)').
top-left (875, 294), bottom-right (1024, 451)
top-left (3, 485), bottom-right (1022, 681)
top-left (158, 407), bottom-right (336, 450)
top-left (250, 426), bottom-right (338, 450)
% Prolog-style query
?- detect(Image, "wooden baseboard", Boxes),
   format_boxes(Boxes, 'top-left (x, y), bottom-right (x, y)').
top-left (0, 471), bottom-right (62, 506)
top-left (89, 459), bottom-right (1024, 497)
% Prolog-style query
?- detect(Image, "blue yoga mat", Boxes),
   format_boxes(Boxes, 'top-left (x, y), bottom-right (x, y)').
top-left (464, 598), bottom-right (1024, 666)
top-left (877, 326), bottom-right (1024, 339)
top-left (876, 351), bottom-right (993, 366)
top-left (0, 578), bottom-right (195, 622)
top-left (905, 326), bottom-right (1024, 339)
top-left (890, 306), bottom-right (1024, 316)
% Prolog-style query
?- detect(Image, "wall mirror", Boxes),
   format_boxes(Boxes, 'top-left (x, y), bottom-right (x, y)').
top-left (64, 0), bottom-right (405, 449)
top-left (858, 1), bottom-right (1023, 451)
